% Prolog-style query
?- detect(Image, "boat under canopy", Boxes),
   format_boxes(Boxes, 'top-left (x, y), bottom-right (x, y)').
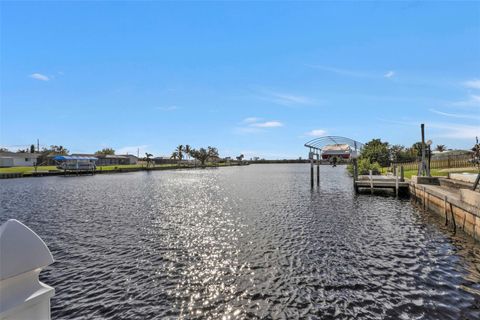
top-left (53, 156), bottom-right (98, 172)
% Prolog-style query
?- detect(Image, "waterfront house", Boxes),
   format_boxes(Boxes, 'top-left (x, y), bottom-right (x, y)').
top-left (153, 156), bottom-right (178, 165)
top-left (122, 154), bottom-right (138, 165)
top-left (0, 151), bottom-right (40, 167)
top-left (71, 154), bottom-right (138, 166)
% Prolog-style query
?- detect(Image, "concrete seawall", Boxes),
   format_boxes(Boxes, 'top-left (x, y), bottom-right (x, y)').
top-left (410, 179), bottom-right (480, 241)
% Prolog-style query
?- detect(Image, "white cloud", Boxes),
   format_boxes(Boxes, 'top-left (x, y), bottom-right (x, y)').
top-left (251, 121), bottom-right (283, 128)
top-left (116, 145), bottom-right (149, 156)
top-left (463, 79), bottom-right (480, 90)
top-left (233, 127), bottom-right (262, 134)
top-left (430, 123), bottom-right (480, 139)
top-left (243, 117), bottom-right (262, 123)
top-left (451, 94), bottom-right (480, 108)
top-left (234, 117), bottom-right (284, 134)
top-left (310, 65), bottom-right (397, 80)
top-left (429, 108), bottom-right (480, 120)
top-left (29, 73), bottom-right (49, 81)
top-left (308, 65), bottom-right (369, 77)
top-left (384, 71), bottom-right (395, 78)
top-left (377, 118), bottom-right (480, 140)
top-left (156, 106), bottom-right (179, 111)
top-left (306, 129), bottom-right (327, 137)
top-left (260, 90), bottom-right (313, 106)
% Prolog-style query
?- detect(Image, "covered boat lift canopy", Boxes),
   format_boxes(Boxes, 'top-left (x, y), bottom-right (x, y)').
top-left (304, 136), bottom-right (365, 189)
top-left (53, 156), bottom-right (98, 161)
top-left (304, 136), bottom-right (364, 159)
top-left (53, 156), bottom-right (97, 175)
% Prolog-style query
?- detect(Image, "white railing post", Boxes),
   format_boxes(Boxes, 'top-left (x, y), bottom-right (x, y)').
top-left (0, 219), bottom-right (55, 320)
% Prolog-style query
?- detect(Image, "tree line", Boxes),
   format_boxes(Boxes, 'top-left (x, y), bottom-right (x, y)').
top-left (361, 139), bottom-right (447, 167)
top-left (350, 139), bottom-right (448, 175)
top-left (170, 144), bottom-right (220, 166)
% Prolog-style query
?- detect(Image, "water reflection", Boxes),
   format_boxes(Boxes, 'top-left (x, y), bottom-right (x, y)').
top-left (0, 164), bottom-right (479, 319)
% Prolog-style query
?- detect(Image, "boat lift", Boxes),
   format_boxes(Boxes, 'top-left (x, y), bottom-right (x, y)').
top-left (53, 155), bottom-right (98, 176)
top-left (304, 136), bottom-right (364, 189)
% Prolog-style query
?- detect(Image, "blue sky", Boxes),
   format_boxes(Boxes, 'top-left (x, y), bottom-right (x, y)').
top-left (1, 1), bottom-right (479, 159)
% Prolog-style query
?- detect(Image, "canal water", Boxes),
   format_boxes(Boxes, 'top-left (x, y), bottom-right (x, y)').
top-left (1, 164), bottom-right (479, 319)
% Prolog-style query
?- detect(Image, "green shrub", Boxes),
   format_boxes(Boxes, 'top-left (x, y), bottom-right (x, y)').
top-left (347, 158), bottom-right (382, 176)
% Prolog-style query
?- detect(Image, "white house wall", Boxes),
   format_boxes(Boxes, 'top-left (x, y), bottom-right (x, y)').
top-left (12, 157), bottom-right (37, 167)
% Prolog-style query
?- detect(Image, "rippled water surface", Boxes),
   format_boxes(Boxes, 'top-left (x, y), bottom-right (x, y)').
top-left (1, 164), bottom-right (480, 319)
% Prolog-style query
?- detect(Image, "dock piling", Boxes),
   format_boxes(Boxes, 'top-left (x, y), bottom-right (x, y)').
top-left (353, 158), bottom-right (359, 193)
top-left (450, 202), bottom-right (456, 231)
top-left (444, 195), bottom-right (448, 225)
top-left (369, 170), bottom-right (373, 194)
top-left (395, 167), bottom-right (399, 197)
top-left (423, 187), bottom-right (427, 211)
top-left (310, 156), bottom-right (314, 189)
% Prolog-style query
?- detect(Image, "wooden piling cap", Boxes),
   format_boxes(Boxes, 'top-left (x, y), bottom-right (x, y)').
top-left (0, 219), bottom-right (54, 280)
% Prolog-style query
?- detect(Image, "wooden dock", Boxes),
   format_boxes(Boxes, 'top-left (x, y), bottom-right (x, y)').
top-left (355, 178), bottom-right (409, 189)
top-left (354, 171), bottom-right (408, 195)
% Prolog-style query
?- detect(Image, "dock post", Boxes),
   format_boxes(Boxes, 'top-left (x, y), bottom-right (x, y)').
top-left (353, 158), bottom-right (359, 193)
top-left (444, 195), bottom-right (448, 225)
top-left (426, 189), bottom-right (429, 211)
top-left (473, 173), bottom-right (480, 191)
top-left (316, 153), bottom-right (320, 187)
top-left (395, 167), bottom-right (399, 197)
top-left (400, 166), bottom-right (404, 182)
top-left (310, 152), bottom-right (314, 189)
top-left (369, 170), bottom-right (373, 194)
top-left (450, 202), bottom-right (456, 230)
top-left (423, 186), bottom-right (426, 211)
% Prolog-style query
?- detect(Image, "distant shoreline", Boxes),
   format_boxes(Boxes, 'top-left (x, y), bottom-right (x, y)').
top-left (0, 162), bottom-right (248, 179)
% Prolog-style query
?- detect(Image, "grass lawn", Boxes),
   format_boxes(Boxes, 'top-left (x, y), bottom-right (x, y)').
top-left (382, 167), bottom-right (479, 179)
top-left (0, 166), bottom-right (58, 174)
top-left (96, 164), bottom-right (147, 171)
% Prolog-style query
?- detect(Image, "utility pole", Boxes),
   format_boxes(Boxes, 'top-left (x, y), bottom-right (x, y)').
top-left (37, 139), bottom-right (40, 153)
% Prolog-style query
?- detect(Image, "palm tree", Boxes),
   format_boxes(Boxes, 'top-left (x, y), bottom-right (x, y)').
top-left (435, 145), bottom-right (446, 152)
top-left (170, 151), bottom-right (178, 160)
top-left (185, 145), bottom-right (191, 162)
top-left (175, 145), bottom-right (184, 161)
top-left (145, 153), bottom-right (153, 168)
